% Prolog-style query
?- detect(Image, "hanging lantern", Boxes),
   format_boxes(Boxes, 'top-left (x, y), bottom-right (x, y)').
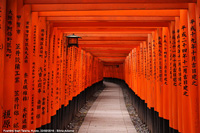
top-left (66, 33), bottom-right (81, 47)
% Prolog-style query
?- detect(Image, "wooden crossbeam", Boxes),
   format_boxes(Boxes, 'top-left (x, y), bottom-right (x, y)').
top-left (53, 22), bottom-right (170, 27)
top-left (24, 0), bottom-right (196, 4)
top-left (64, 33), bottom-right (149, 37)
top-left (79, 44), bottom-right (139, 48)
top-left (39, 10), bottom-right (180, 17)
top-left (47, 16), bottom-right (175, 21)
top-left (79, 41), bottom-right (143, 45)
top-left (79, 37), bottom-right (147, 41)
top-left (31, 3), bottom-right (188, 11)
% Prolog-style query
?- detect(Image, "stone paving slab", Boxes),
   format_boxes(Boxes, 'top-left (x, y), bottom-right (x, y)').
top-left (79, 82), bottom-right (137, 133)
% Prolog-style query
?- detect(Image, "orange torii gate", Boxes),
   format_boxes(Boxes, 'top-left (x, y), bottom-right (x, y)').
top-left (1, 0), bottom-right (200, 133)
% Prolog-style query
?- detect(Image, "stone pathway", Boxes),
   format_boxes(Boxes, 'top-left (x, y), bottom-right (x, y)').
top-left (79, 81), bottom-right (137, 133)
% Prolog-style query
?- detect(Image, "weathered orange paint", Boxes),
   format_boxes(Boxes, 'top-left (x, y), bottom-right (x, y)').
top-left (170, 21), bottom-right (178, 130)
top-left (24, 0), bottom-right (196, 4)
top-left (196, 0), bottom-right (200, 126)
top-left (143, 41), bottom-right (148, 104)
top-left (180, 9), bottom-right (191, 133)
top-left (14, 0), bottom-right (24, 130)
top-left (175, 16), bottom-right (182, 133)
top-left (3, 0), bottom-right (17, 130)
top-left (162, 27), bottom-right (169, 120)
top-left (0, 0), bottom-right (6, 131)
top-left (2, 0), bottom-right (200, 132)
top-left (188, 3), bottom-right (200, 133)
top-left (31, 3), bottom-right (188, 12)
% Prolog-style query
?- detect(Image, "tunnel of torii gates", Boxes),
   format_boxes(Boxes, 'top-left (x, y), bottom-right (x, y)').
top-left (1, 0), bottom-right (200, 133)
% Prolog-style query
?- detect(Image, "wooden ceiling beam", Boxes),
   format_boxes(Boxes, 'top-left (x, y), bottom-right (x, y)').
top-left (79, 44), bottom-right (139, 48)
top-left (100, 58), bottom-right (125, 62)
top-left (47, 16), bottom-right (175, 21)
top-left (65, 33), bottom-right (149, 37)
top-left (61, 29), bottom-right (154, 34)
top-left (79, 41), bottom-right (143, 45)
top-left (103, 62), bottom-right (124, 65)
top-left (82, 47), bottom-right (133, 50)
top-left (53, 22), bottom-right (170, 27)
top-left (31, 3), bottom-right (188, 12)
top-left (86, 50), bottom-right (131, 53)
top-left (92, 53), bottom-right (128, 55)
top-left (79, 37), bottom-right (147, 41)
top-left (38, 10), bottom-right (180, 17)
top-left (98, 57), bottom-right (126, 59)
top-left (24, 0), bottom-right (196, 4)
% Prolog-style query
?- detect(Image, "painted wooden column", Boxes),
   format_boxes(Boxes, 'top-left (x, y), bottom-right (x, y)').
top-left (133, 48), bottom-right (137, 93)
top-left (168, 22), bottom-right (173, 131)
top-left (22, 4), bottom-right (31, 130)
top-left (56, 30), bottom-right (61, 110)
top-left (60, 32), bottom-right (65, 107)
top-left (54, 29), bottom-right (59, 112)
top-left (175, 16), bottom-right (182, 133)
top-left (180, 9), bottom-right (191, 133)
top-left (129, 51), bottom-right (133, 89)
top-left (29, 12), bottom-right (38, 130)
top-left (46, 21), bottom-right (52, 125)
top-left (157, 28), bottom-right (163, 119)
top-left (50, 27), bottom-right (56, 119)
top-left (131, 50), bottom-right (134, 90)
top-left (170, 21), bottom-right (178, 131)
top-left (162, 27), bottom-right (169, 121)
top-left (136, 46), bottom-right (140, 96)
top-left (64, 33), bottom-right (69, 106)
top-left (40, 17), bottom-right (47, 127)
top-left (79, 50), bottom-right (83, 93)
top-left (143, 41), bottom-right (147, 105)
top-left (147, 34), bottom-right (152, 108)
top-left (84, 51), bottom-right (87, 89)
top-left (34, 16), bottom-right (46, 128)
top-left (152, 31), bottom-right (157, 111)
top-left (140, 42), bottom-right (144, 100)
top-left (188, 3), bottom-right (199, 133)
top-left (196, 0), bottom-right (200, 126)
top-left (82, 50), bottom-right (86, 93)
top-left (73, 46), bottom-right (79, 97)
top-left (13, 0), bottom-right (24, 130)
top-left (3, 0), bottom-right (17, 130)
top-left (0, 0), bottom-right (6, 131)
top-left (196, 0), bottom-right (200, 125)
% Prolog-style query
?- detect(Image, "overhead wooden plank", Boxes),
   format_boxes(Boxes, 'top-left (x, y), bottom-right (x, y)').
top-left (100, 59), bottom-right (125, 62)
top-left (32, 3), bottom-right (188, 11)
top-left (53, 22), bottom-right (169, 27)
top-left (82, 47), bottom-right (133, 50)
top-left (39, 10), bottom-right (180, 17)
top-left (79, 44), bottom-right (139, 48)
top-left (103, 62), bottom-right (124, 65)
top-left (65, 33), bottom-right (149, 37)
top-left (79, 40), bottom-right (142, 45)
top-left (59, 28), bottom-right (157, 33)
top-left (85, 49), bottom-right (131, 53)
top-left (92, 53), bottom-right (128, 57)
top-left (100, 58), bottom-right (125, 61)
top-left (82, 48), bottom-right (133, 54)
top-left (99, 57), bottom-right (126, 59)
top-left (24, 0), bottom-right (196, 4)
top-left (48, 16), bottom-right (175, 21)
top-left (79, 37), bottom-right (147, 41)
top-left (59, 27), bottom-right (156, 32)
